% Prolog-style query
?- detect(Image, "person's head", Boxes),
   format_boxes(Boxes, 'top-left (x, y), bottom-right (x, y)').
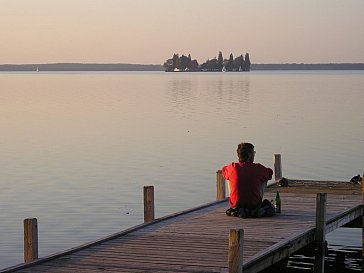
top-left (237, 142), bottom-right (255, 163)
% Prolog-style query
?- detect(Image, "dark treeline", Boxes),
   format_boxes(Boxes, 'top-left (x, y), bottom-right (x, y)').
top-left (163, 52), bottom-right (251, 72)
top-left (1, 63), bottom-right (364, 72)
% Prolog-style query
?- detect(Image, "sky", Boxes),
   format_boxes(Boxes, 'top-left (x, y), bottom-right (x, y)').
top-left (1, 0), bottom-right (364, 65)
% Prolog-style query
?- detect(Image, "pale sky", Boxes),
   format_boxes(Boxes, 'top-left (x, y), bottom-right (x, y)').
top-left (1, 0), bottom-right (364, 65)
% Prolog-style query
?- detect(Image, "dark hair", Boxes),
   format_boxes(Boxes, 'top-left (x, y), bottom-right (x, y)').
top-left (237, 142), bottom-right (254, 163)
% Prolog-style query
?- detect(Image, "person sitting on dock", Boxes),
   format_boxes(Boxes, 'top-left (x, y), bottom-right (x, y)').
top-left (222, 142), bottom-right (275, 218)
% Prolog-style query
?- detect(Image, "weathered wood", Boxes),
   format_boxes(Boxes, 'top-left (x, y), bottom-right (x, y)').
top-left (314, 193), bottom-right (327, 273)
top-left (216, 170), bottom-right (226, 200)
top-left (229, 229), bottom-right (243, 273)
top-left (2, 180), bottom-right (361, 273)
top-left (24, 218), bottom-right (38, 263)
top-left (326, 205), bottom-right (362, 233)
top-left (144, 186), bottom-right (155, 223)
top-left (243, 229), bottom-right (315, 273)
top-left (273, 154), bottom-right (282, 181)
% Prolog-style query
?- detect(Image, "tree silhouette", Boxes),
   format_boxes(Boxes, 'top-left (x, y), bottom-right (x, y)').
top-left (217, 51), bottom-right (224, 71)
top-left (234, 55), bottom-right (245, 71)
top-left (172, 54), bottom-right (179, 70)
top-left (164, 51), bottom-right (251, 72)
top-left (179, 55), bottom-right (191, 71)
top-left (245, 53), bottom-right (251, 71)
top-left (226, 53), bottom-right (234, 71)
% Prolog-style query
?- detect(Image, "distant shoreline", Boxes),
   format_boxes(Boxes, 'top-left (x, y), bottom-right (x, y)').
top-left (0, 63), bottom-right (163, 72)
top-left (0, 63), bottom-right (364, 71)
top-left (252, 63), bottom-right (364, 70)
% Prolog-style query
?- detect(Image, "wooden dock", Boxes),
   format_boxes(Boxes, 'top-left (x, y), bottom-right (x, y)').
top-left (1, 179), bottom-right (362, 273)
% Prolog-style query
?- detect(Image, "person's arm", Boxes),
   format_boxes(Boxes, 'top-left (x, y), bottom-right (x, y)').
top-left (222, 165), bottom-right (229, 180)
top-left (257, 164), bottom-right (273, 181)
top-left (260, 181), bottom-right (267, 198)
top-left (266, 167), bottom-right (273, 181)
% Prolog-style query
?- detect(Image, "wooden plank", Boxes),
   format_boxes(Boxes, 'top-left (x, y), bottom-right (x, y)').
top-left (326, 205), bottom-right (362, 232)
top-left (144, 186), bottom-right (155, 223)
top-left (216, 170), bottom-right (226, 200)
top-left (243, 228), bottom-right (316, 273)
top-left (23, 218), bottom-right (38, 263)
top-left (228, 229), bottom-right (243, 273)
top-left (273, 154), bottom-right (282, 181)
top-left (2, 180), bottom-right (362, 273)
top-left (314, 193), bottom-right (327, 273)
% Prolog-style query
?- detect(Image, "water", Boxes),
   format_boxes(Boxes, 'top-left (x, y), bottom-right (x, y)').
top-left (0, 71), bottom-right (363, 270)
top-left (263, 228), bottom-right (362, 273)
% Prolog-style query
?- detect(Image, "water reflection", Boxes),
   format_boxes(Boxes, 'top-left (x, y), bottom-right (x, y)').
top-left (0, 71), bottom-right (363, 270)
top-left (166, 73), bottom-right (251, 121)
top-left (261, 228), bottom-right (362, 273)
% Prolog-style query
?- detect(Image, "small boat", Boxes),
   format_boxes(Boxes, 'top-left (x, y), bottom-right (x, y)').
top-left (222, 66), bottom-right (226, 72)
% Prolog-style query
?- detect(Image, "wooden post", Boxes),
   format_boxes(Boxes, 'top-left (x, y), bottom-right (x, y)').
top-left (24, 218), bottom-right (38, 263)
top-left (228, 229), bottom-right (244, 273)
top-left (144, 186), bottom-right (155, 223)
top-left (314, 193), bottom-right (327, 273)
top-left (216, 170), bottom-right (226, 200)
top-left (273, 154), bottom-right (282, 181)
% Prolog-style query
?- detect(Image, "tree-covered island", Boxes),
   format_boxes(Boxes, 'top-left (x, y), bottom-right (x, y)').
top-left (163, 51), bottom-right (251, 72)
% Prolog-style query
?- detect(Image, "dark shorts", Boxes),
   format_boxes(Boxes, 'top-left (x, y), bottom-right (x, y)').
top-left (226, 199), bottom-right (276, 218)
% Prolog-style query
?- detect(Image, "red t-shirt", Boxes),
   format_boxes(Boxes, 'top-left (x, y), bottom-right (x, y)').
top-left (222, 162), bottom-right (273, 209)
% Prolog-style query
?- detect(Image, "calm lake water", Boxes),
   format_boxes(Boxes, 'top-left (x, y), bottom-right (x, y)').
top-left (0, 71), bottom-right (363, 270)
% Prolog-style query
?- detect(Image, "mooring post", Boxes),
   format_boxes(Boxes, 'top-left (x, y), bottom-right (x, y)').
top-left (228, 229), bottom-right (244, 273)
top-left (216, 170), bottom-right (226, 200)
top-left (143, 186), bottom-right (155, 223)
top-left (314, 193), bottom-right (327, 273)
top-left (273, 154), bottom-right (282, 181)
top-left (24, 218), bottom-right (38, 263)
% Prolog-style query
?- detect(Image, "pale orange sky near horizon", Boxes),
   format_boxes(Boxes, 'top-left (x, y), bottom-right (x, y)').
top-left (1, 0), bottom-right (364, 65)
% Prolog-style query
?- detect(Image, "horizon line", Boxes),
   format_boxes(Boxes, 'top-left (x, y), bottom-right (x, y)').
top-left (1, 62), bottom-right (364, 66)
